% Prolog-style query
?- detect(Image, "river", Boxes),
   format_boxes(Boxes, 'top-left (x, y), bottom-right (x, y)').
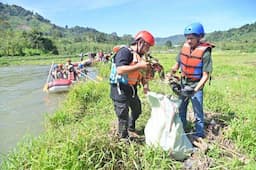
top-left (0, 65), bottom-right (69, 155)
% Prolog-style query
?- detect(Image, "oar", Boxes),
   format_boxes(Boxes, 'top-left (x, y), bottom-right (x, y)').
top-left (43, 62), bottom-right (54, 92)
top-left (80, 72), bottom-right (99, 83)
top-left (80, 70), bottom-right (103, 81)
top-left (96, 75), bottom-right (103, 81)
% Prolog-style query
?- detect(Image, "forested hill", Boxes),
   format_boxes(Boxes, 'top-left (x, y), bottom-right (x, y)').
top-left (0, 2), bottom-right (256, 56)
top-left (156, 22), bottom-right (256, 52)
top-left (0, 2), bottom-right (129, 39)
top-left (0, 2), bottom-right (133, 56)
top-left (155, 35), bottom-right (185, 46)
top-left (205, 22), bottom-right (256, 51)
top-left (206, 22), bottom-right (256, 42)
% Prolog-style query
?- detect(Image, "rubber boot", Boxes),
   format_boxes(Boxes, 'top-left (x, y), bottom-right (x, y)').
top-left (118, 121), bottom-right (128, 138)
top-left (128, 119), bottom-right (135, 132)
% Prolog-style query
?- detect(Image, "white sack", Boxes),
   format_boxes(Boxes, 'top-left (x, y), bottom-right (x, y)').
top-left (144, 92), bottom-right (194, 160)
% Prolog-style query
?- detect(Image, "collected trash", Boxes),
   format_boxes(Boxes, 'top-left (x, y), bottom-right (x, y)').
top-left (144, 92), bottom-right (194, 160)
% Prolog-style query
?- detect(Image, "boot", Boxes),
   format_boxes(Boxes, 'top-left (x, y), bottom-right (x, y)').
top-left (118, 121), bottom-right (128, 138)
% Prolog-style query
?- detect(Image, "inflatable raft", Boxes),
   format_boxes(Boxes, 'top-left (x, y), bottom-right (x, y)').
top-left (47, 79), bottom-right (72, 93)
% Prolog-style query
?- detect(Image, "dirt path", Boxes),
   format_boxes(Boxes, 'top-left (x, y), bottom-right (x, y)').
top-left (183, 112), bottom-right (249, 169)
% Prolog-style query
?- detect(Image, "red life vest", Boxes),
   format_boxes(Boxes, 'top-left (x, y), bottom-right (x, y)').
top-left (180, 42), bottom-right (213, 80)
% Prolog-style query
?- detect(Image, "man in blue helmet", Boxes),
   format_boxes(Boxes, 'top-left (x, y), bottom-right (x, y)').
top-left (169, 23), bottom-right (214, 139)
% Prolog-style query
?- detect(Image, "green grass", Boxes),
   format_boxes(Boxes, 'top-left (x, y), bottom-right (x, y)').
top-left (1, 50), bottom-right (256, 169)
top-left (0, 55), bottom-right (80, 66)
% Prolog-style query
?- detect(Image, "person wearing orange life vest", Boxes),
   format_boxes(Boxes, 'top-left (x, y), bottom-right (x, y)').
top-left (110, 30), bottom-right (155, 139)
top-left (170, 23), bottom-right (214, 139)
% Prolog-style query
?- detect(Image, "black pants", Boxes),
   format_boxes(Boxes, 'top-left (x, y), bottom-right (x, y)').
top-left (113, 94), bottom-right (141, 138)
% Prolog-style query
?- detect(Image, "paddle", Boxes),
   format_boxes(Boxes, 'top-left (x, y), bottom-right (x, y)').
top-left (43, 62), bottom-right (54, 92)
top-left (79, 69), bottom-right (103, 81)
top-left (80, 72), bottom-right (99, 83)
top-left (96, 75), bottom-right (103, 81)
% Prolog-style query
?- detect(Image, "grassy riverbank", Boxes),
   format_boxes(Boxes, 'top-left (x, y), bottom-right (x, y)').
top-left (1, 50), bottom-right (256, 169)
top-left (0, 55), bottom-right (79, 66)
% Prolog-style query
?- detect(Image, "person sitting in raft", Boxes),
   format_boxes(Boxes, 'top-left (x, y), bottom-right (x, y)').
top-left (64, 58), bottom-right (77, 81)
top-left (76, 63), bottom-right (88, 79)
top-left (53, 64), bottom-right (64, 79)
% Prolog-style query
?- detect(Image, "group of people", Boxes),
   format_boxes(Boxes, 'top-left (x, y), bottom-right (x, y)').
top-left (51, 58), bottom-right (88, 81)
top-left (51, 50), bottom-right (112, 82)
top-left (79, 51), bottom-right (112, 65)
top-left (109, 22), bottom-right (214, 143)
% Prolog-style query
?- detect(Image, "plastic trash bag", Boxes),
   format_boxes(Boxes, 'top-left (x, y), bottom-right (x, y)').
top-left (144, 92), bottom-right (194, 160)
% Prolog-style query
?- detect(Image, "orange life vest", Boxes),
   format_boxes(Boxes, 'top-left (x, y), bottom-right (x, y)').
top-left (109, 47), bottom-right (142, 85)
top-left (180, 42), bottom-right (212, 80)
top-left (127, 52), bottom-right (142, 85)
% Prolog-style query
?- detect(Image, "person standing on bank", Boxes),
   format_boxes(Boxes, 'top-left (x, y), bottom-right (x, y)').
top-left (109, 30), bottom-right (155, 139)
top-left (170, 23), bottom-right (214, 139)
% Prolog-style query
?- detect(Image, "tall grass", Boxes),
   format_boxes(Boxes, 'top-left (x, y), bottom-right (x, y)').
top-left (1, 50), bottom-right (256, 169)
top-left (1, 81), bottom-right (181, 169)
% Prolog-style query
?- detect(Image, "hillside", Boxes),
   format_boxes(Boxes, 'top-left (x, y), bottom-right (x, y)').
top-left (206, 22), bottom-right (256, 42)
top-left (0, 2), bottom-right (125, 39)
top-left (0, 2), bottom-right (256, 56)
top-left (155, 34), bottom-right (185, 45)
top-left (205, 22), bottom-right (256, 52)
top-left (156, 22), bottom-right (256, 50)
top-left (0, 2), bottom-right (132, 56)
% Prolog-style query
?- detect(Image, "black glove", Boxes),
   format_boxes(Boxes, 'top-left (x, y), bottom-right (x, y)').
top-left (169, 80), bottom-right (181, 96)
top-left (172, 83), bottom-right (181, 95)
top-left (180, 86), bottom-right (195, 97)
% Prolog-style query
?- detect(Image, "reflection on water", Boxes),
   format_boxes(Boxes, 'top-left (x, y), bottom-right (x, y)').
top-left (0, 65), bottom-right (66, 155)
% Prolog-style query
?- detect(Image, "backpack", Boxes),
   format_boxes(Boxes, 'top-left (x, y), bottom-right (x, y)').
top-left (109, 48), bottom-right (128, 84)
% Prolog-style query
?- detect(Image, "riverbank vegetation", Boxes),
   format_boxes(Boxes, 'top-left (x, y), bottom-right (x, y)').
top-left (0, 54), bottom-right (76, 66)
top-left (1, 50), bottom-right (256, 169)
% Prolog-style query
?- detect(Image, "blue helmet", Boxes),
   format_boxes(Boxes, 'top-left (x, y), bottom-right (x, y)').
top-left (184, 23), bottom-right (205, 37)
top-left (53, 64), bottom-right (58, 69)
top-left (78, 63), bottom-right (84, 69)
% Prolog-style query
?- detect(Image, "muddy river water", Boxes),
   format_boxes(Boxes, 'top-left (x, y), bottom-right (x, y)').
top-left (0, 65), bottom-right (68, 155)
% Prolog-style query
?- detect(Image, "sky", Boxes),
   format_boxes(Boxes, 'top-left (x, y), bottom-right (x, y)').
top-left (1, 0), bottom-right (256, 37)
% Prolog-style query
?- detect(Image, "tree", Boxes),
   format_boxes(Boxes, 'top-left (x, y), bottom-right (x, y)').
top-left (165, 40), bottom-right (172, 48)
top-left (26, 30), bottom-right (58, 54)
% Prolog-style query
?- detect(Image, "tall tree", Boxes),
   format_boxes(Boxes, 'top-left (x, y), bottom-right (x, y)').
top-left (165, 40), bottom-right (172, 48)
